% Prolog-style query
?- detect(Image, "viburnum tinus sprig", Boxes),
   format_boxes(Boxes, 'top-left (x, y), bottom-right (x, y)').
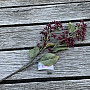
top-left (0, 20), bottom-right (87, 83)
top-left (32, 20), bottom-right (87, 66)
top-left (37, 20), bottom-right (87, 54)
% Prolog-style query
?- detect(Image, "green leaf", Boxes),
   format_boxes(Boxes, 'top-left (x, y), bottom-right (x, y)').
top-left (40, 53), bottom-right (59, 66)
top-left (69, 22), bottom-right (76, 33)
top-left (53, 46), bottom-right (69, 52)
top-left (29, 46), bottom-right (39, 58)
top-left (53, 44), bottom-right (69, 52)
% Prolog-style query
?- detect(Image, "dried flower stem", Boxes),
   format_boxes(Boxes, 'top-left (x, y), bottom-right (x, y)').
top-left (0, 20), bottom-right (87, 83)
top-left (0, 47), bottom-right (45, 83)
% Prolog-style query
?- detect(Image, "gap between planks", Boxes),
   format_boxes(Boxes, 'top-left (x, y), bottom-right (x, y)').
top-left (0, 76), bottom-right (90, 84)
top-left (0, 19), bottom-right (89, 28)
top-left (0, 43), bottom-right (90, 52)
top-left (1, 80), bottom-right (90, 89)
top-left (0, 0), bottom-right (90, 8)
top-left (0, 1), bottom-right (90, 9)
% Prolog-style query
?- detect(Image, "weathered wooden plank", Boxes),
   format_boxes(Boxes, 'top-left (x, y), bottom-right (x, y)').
top-left (0, 21), bottom-right (89, 49)
top-left (0, 25), bottom-right (42, 49)
top-left (1, 80), bottom-right (90, 90)
top-left (0, 0), bottom-right (89, 7)
top-left (0, 46), bottom-right (90, 80)
top-left (0, 2), bottom-right (90, 25)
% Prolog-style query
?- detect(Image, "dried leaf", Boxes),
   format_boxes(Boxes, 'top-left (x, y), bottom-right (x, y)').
top-left (53, 44), bottom-right (69, 52)
top-left (29, 46), bottom-right (39, 58)
top-left (40, 53), bottom-right (59, 66)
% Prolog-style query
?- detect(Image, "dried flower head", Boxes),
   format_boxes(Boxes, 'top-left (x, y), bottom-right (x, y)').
top-left (38, 20), bottom-right (87, 52)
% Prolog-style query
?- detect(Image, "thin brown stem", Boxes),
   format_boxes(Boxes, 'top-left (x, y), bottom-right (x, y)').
top-left (0, 47), bottom-right (44, 83)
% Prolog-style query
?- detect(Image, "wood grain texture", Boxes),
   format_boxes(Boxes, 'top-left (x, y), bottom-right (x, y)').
top-left (0, 46), bottom-right (90, 80)
top-left (0, 2), bottom-right (90, 25)
top-left (0, 0), bottom-right (89, 7)
top-left (0, 21), bottom-right (89, 49)
top-left (1, 80), bottom-right (90, 90)
top-left (0, 0), bottom-right (90, 89)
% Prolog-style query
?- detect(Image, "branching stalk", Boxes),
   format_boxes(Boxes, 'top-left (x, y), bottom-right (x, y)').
top-left (0, 47), bottom-right (44, 83)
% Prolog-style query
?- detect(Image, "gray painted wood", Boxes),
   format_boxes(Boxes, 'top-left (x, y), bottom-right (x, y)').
top-left (0, 46), bottom-right (90, 80)
top-left (1, 80), bottom-right (90, 90)
top-left (0, 0), bottom-right (89, 7)
top-left (0, 21), bottom-right (89, 49)
top-left (0, 2), bottom-right (90, 25)
top-left (0, 0), bottom-right (90, 89)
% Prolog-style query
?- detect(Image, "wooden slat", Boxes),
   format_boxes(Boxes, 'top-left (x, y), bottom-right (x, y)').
top-left (0, 46), bottom-right (90, 80)
top-left (0, 1), bottom-right (90, 89)
top-left (0, 21), bottom-right (89, 49)
top-left (0, 25), bottom-right (42, 49)
top-left (0, 0), bottom-right (89, 7)
top-left (0, 2), bottom-right (90, 25)
top-left (1, 80), bottom-right (90, 89)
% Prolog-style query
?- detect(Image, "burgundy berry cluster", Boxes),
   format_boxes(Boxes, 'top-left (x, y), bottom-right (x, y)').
top-left (57, 20), bottom-right (87, 47)
top-left (37, 20), bottom-right (87, 53)
top-left (39, 21), bottom-right (63, 46)
top-left (75, 20), bottom-right (87, 41)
